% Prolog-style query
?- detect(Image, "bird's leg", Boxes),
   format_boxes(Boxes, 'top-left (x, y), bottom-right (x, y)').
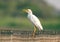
top-left (32, 26), bottom-right (37, 37)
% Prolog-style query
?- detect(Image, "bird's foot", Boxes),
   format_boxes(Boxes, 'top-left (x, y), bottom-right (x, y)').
top-left (31, 33), bottom-right (36, 38)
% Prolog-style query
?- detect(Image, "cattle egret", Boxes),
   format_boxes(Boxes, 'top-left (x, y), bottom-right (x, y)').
top-left (23, 9), bottom-right (43, 37)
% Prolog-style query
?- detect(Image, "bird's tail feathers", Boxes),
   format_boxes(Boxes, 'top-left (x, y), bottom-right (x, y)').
top-left (38, 25), bottom-right (43, 31)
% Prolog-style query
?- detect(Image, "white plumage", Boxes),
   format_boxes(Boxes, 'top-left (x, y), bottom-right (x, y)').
top-left (28, 13), bottom-right (43, 31)
top-left (23, 9), bottom-right (43, 31)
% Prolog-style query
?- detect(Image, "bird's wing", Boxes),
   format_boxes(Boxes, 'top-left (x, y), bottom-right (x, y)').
top-left (28, 14), bottom-right (43, 30)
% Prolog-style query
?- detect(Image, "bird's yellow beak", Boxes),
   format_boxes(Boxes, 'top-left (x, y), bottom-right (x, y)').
top-left (22, 9), bottom-right (28, 13)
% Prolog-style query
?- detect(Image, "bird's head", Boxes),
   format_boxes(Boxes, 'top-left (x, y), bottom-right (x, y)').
top-left (23, 9), bottom-right (32, 14)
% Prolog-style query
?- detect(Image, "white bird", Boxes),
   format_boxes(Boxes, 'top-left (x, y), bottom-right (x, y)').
top-left (23, 9), bottom-right (43, 37)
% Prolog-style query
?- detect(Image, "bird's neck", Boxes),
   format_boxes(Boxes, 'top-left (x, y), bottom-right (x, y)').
top-left (28, 12), bottom-right (33, 15)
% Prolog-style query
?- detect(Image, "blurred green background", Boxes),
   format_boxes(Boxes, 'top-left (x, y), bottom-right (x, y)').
top-left (0, 0), bottom-right (60, 31)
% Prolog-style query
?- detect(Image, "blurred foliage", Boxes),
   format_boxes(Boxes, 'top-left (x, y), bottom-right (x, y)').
top-left (0, 0), bottom-right (59, 18)
top-left (0, 17), bottom-right (60, 31)
top-left (0, 0), bottom-right (60, 30)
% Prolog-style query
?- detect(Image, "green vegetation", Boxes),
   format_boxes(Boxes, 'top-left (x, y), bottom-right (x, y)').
top-left (0, 0), bottom-right (60, 31)
top-left (0, 17), bottom-right (60, 31)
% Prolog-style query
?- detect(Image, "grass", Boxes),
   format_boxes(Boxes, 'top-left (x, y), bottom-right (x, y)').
top-left (0, 17), bottom-right (60, 31)
top-left (41, 19), bottom-right (60, 31)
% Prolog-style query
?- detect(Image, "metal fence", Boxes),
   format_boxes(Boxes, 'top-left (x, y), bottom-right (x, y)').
top-left (0, 29), bottom-right (60, 37)
top-left (0, 29), bottom-right (60, 42)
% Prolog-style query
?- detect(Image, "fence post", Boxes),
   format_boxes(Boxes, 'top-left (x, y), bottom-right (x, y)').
top-left (11, 31), bottom-right (13, 42)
